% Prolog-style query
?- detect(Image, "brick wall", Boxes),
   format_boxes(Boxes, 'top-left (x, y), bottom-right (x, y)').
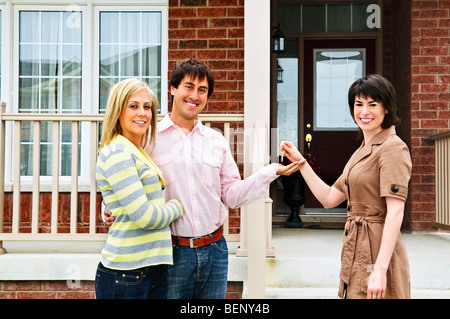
top-left (168, 0), bottom-right (245, 235)
top-left (0, 280), bottom-right (243, 299)
top-left (410, 0), bottom-right (450, 231)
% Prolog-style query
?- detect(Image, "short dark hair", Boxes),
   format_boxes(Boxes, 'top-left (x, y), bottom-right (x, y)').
top-left (170, 58), bottom-right (215, 98)
top-left (348, 74), bottom-right (400, 128)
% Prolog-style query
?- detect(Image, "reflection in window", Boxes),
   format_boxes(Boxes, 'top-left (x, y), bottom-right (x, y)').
top-left (314, 49), bottom-right (364, 130)
top-left (19, 11), bottom-right (82, 176)
top-left (99, 12), bottom-right (162, 112)
top-left (277, 39), bottom-right (299, 148)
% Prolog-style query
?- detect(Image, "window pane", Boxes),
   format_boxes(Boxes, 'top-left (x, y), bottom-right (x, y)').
top-left (40, 78), bottom-right (58, 111)
top-left (62, 78), bottom-right (82, 111)
top-left (314, 49), bottom-right (364, 130)
top-left (302, 5), bottom-right (326, 33)
top-left (100, 12), bottom-right (119, 43)
top-left (62, 45), bottom-right (82, 76)
top-left (100, 44), bottom-right (120, 76)
top-left (352, 4), bottom-right (373, 32)
top-left (141, 45), bottom-right (161, 76)
top-left (19, 78), bottom-right (39, 111)
top-left (41, 12), bottom-right (60, 43)
top-left (142, 12), bottom-right (161, 43)
top-left (120, 45), bottom-right (140, 76)
top-left (120, 12), bottom-right (140, 43)
top-left (62, 11), bottom-right (82, 43)
top-left (20, 12), bottom-right (40, 43)
top-left (327, 4), bottom-right (351, 32)
top-left (278, 6), bottom-right (301, 34)
top-left (19, 10), bottom-right (83, 176)
top-left (41, 44), bottom-right (59, 76)
top-left (99, 11), bottom-right (162, 113)
top-left (19, 44), bottom-right (40, 76)
top-left (277, 39), bottom-right (299, 148)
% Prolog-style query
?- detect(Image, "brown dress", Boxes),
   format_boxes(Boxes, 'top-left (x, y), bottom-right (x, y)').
top-left (333, 126), bottom-right (412, 299)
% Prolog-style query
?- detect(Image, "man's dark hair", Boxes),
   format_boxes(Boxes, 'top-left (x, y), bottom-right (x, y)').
top-left (170, 58), bottom-right (215, 98)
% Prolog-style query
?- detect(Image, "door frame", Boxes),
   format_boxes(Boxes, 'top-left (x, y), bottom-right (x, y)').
top-left (297, 34), bottom-right (383, 155)
top-left (270, 31), bottom-right (383, 223)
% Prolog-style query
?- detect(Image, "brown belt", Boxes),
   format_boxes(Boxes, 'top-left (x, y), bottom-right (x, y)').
top-left (172, 227), bottom-right (223, 248)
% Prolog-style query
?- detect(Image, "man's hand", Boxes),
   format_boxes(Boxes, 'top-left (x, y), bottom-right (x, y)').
top-left (104, 209), bottom-right (115, 226)
top-left (274, 160), bottom-right (305, 175)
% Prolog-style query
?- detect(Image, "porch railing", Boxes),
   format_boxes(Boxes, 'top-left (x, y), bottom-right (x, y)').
top-left (0, 102), bottom-right (243, 254)
top-left (431, 130), bottom-right (450, 231)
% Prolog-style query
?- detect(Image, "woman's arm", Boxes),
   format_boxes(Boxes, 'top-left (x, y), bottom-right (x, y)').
top-left (281, 141), bottom-right (346, 208)
top-left (97, 147), bottom-right (183, 230)
top-left (367, 196), bottom-right (405, 299)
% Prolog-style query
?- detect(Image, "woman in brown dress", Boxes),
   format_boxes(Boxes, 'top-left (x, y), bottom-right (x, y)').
top-left (281, 74), bottom-right (412, 299)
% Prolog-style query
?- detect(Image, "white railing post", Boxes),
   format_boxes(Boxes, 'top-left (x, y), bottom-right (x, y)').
top-left (0, 102), bottom-right (6, 254)
top-left (242, 0), bottom-right (271, 298)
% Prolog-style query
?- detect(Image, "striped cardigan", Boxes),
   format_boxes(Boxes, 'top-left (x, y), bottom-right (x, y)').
top-left (96, 134), bottom-right (183, 270)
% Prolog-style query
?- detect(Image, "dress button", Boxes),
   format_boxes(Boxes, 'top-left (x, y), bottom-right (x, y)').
top-left (391, 185), bottom-right (399, 193)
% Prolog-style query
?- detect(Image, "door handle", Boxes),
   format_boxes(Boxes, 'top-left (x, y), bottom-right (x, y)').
top-left (305, 133), bottom-right (312, 150)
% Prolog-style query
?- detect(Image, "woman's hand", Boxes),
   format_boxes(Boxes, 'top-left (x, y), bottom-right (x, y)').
top-left (280, 141), bottom-right (304, 163)
top-left (367, 265), bottom-right (387, 299)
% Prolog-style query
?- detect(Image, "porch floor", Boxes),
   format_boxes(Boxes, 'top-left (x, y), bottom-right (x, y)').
top-left (229, 228), bottom-right (450, 299)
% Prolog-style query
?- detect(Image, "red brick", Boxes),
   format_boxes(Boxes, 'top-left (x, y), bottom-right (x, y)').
top-left (420, 9), bottom-right (449, 19)
top-left (209, 39), bottom-right (238, 49)
top-left (169, 8), bottom-right (197, 18)
top-left (198, 28), bottom-right (227, 38)
top-left (421, 28), bottom-right (449, 37)
top-left (197, 8), bottom-right (227, 17)
top-left (180, 18), bottom-right (208, 28)
top-left (420, 46), bottom-right (448, 56)
top-left (17, 292), bottom-right (56, 299)
top-left (57, 291), bottom-right (95, 299)
top-left (421, 84), bottom-right (448, 93)
top-left (421, 119), bottom-right (449, 128)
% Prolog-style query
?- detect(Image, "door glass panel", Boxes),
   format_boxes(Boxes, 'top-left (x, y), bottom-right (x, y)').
top-left (314, 49), bottom-right (364, 130)
top-left (277, 39), bottom-right (298, 148)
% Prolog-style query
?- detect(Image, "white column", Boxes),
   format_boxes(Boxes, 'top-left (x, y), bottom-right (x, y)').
top-left (242, 0), bottom-right (271, 299)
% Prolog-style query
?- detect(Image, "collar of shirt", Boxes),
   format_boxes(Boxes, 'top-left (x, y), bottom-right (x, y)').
top-left (158, 113), bottom-right (210, 137)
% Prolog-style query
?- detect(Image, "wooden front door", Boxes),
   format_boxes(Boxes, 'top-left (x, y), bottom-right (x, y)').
top-left (303, 38), bottom-right (376, 209)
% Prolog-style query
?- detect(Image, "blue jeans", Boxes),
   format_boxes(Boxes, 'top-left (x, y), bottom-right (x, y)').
top-left (167, 236), bottom-right (228, 299)
top-left (95, 262), bottom-right (168, 299)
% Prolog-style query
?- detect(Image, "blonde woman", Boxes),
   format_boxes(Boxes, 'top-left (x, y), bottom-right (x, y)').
top-left (95, 79), bottom-right (183, 299)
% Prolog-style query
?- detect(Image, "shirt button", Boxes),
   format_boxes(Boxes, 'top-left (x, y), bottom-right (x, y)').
top-left (391, 185), bottom-right (399, 193)
top-left (161, 185), bottom-right (165, 190)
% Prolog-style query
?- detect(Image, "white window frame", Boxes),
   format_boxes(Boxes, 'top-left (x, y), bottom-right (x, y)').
top-left (94, 5), bottom-right (169, 115)
top-left (11, 5), bottom-right (91, 187)
top-left (2, 1), bottom-right (168, 191)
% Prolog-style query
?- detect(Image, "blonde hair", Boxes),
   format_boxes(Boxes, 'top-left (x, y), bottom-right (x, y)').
top-left (99, 79), bottom-right (158, 151)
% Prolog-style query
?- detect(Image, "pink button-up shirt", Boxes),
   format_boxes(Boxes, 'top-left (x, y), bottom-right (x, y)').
top-left (145, 114), bottom-right (278, 237)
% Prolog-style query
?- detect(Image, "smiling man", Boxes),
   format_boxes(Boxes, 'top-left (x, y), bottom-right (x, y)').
top-left (142, 58), bottom-right (302, 299)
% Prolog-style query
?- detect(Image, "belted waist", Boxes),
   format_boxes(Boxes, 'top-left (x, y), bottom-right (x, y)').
top-left (347, 214), bottom-right (385, 225)
top-left (338, 213), bottom-right (385, 297)
top-left (172, 227), bottom-right (223, 248)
